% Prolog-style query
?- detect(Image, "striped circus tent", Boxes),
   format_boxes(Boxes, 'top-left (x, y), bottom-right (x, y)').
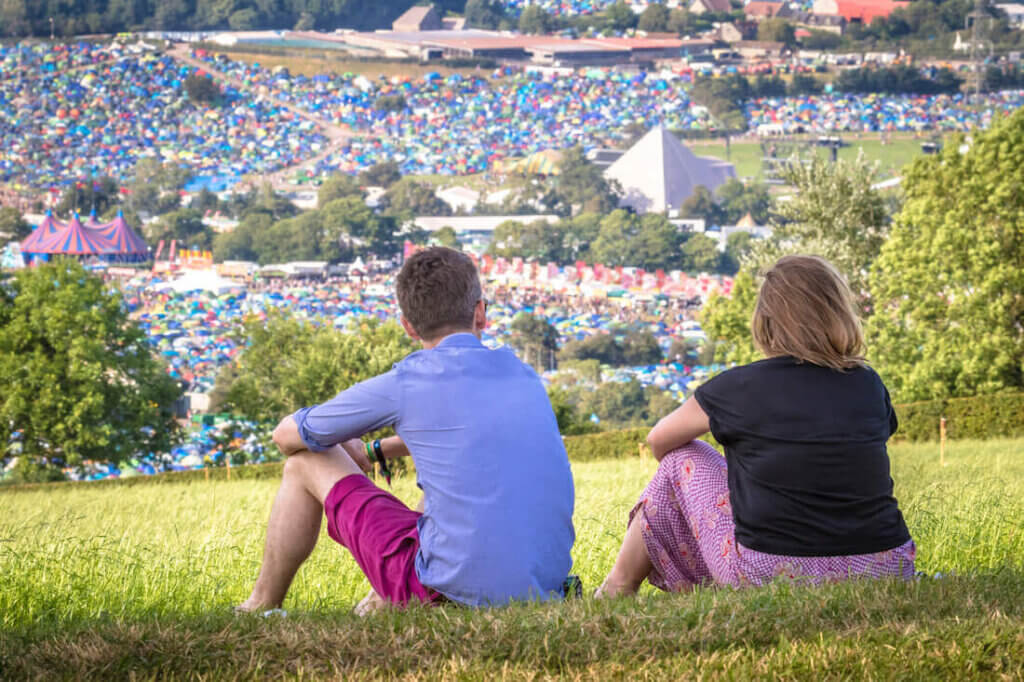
top-left (20, 209), bottom-right (150, 264)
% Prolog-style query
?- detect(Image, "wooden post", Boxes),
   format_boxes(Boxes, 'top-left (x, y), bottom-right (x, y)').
top-left (638, 442), bottom-right (648, 459)
top-left (940, 417), bottom-right (947, 467)
top-left (204, 465), bottom-right (209, 482)
top-left (226, 454), bottom-right (231, 481)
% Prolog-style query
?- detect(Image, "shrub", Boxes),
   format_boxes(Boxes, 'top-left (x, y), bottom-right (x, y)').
top-left (893, 392), bottom-right (1024, 442)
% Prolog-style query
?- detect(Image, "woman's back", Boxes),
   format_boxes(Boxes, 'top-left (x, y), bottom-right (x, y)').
top-left (695, 356), bottom-right (911, 557)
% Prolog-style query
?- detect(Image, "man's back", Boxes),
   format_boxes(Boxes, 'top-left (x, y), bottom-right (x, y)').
top-left (395, 334), bottom-right (575, 606)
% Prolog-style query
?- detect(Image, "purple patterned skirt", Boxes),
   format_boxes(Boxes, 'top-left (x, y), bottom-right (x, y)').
top-left (630, 440), bottom-right (916, 592)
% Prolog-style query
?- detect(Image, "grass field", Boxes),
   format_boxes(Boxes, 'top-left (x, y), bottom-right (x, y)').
top-left (1, 437), bottom-right (1022, 679)
top-left (691, 136), bottom-right (928, 182)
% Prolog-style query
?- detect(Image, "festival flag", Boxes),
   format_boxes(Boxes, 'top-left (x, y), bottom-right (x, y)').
top-left (169, 239), bottom-right (177, 263)
top-left (575, 260), bottom-right (585, 279)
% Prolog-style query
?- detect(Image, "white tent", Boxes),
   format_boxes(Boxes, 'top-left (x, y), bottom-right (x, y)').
top-left (604, 127), bottom-right (736, 215)
top-left (156, 269), bottom-right (246, 295)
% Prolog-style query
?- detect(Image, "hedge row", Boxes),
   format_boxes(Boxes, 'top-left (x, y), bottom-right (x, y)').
top-left (894, 392), bottom-right (1024, 442)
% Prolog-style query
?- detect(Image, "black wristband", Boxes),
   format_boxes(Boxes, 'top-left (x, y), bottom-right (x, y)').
top-left (372, 439), bottom-right (384, 462)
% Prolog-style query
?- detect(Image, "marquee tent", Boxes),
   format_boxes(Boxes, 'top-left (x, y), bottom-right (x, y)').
top-left (20, 209), bottom-right (150, 263)
top-left (604, 126), bottom-right (736, 215)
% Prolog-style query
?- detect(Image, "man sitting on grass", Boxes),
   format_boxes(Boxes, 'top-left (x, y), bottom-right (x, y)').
top-left (238, 247), bottom-right (576, 611)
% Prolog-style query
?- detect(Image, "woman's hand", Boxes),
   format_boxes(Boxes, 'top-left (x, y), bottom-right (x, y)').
top-left (646, 398), bottom-right (711, 461)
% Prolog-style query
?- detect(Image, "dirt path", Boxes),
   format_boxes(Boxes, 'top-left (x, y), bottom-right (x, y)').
top-left (167, 42), bottom-right (356, 192)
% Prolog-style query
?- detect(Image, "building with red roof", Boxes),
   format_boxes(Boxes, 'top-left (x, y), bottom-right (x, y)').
top-left (813, 0), bottom-right (909, 24)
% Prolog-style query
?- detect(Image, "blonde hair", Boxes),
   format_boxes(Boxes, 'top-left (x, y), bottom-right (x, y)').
top-left (751, 255), bottom-right (866, 370)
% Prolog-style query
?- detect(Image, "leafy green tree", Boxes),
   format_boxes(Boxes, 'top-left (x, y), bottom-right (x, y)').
top-left (359, 161), bottom-right (402, 189)
top-left (464, 0), bottom-right (505, 29)
top-left (374, 94), bottom-right (407, 113)
top-left (381, 178), bottom-right (451, 218)
top-left (716, 178), bottom-right (772, 225)
top-left (622, 330), bottom-right (663, 365)
top-left (681, 232), bottom-right (722, 272)
top-left (433, 226), bottom-right (460, 249)
top-left (578, 379), bottom-right (676, 427)
top-left (216, 312), bottom-right (416, 423)
top-left (605, 0), bottom-right (637, 31)
top-left (147, 208), bottom-right (214, 251)
top-left (0, 206), bottom-right (31, 242)
top-left (126, 159), bottom-right (191, 217)
top-left (509, 313), bottom-right (560, 371)
top-left (184, 73), bottom-right (220, 106)
top-left (667, 7), bottom-right (694, 34)
top-left (547, 387), bottom-right (600, 435)
top-left (700, 269), bottom-right (761, 366)
top-left (553, 147), bottom-right (620, 215)
top-left (560, 333), bottom-right (625, 366)
top-left (679, 185), bottom-right (726, 226)
top-left (55, 176), bottom-right (119, 218)
top-left (637, 2), bottom-right (670, 31)
top-left (0, 261), bottom-right (181, 477)
top-left (774, 152), bottom-right (889, 300)
top-left (721, 230), bottom-right (755, 275)
top-left (868, 112), bottom-right (1024, 402)
top-left (228, 8), bottom-right (259, 30)
top-left (518, 4), bottom-right (553, 34)
top-left (317, 173), bottom-right (364, 208)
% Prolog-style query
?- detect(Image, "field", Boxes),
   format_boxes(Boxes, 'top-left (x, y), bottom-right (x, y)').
top-left (691, 135), bottom-right (928, 182)
top-left (1, 437), bottom-right (1022, 679)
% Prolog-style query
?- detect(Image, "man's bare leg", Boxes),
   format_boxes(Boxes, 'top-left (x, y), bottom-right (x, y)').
top-left (238, 446), bottom-right (363, 612)
top-left (595, 512), bottom-right (653, 598)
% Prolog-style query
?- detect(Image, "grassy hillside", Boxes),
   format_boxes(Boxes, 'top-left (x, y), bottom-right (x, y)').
top-left (0, 437), bottom-right (1021, 678)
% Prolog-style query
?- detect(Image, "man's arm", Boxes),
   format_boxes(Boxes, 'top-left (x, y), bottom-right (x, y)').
top-left (272, 416), bottom-right (309, 457)
top-left (287, 370), bottom-right (401, 454)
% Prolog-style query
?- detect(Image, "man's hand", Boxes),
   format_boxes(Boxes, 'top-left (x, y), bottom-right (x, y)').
top-left (272, 416), bottom-right (308, 457)
top-left (341, 438), bottom-right (373, 474)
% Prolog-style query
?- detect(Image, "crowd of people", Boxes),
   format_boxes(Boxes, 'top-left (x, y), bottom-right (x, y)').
top-left (0, 42), bottom-right (325, 193)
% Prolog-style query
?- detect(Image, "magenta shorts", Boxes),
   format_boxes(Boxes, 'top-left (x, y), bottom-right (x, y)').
top-left (324, 474), bottom-right (443, 606)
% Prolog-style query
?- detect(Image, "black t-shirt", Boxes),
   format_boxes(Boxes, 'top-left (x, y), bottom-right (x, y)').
top-left (694, 356), bottom-right (911, 557)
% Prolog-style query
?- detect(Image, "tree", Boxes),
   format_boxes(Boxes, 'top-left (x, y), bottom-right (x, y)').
top-left (667, 7), bottom-right (694, 35)
top-left (318, 173), bottom-right (364, 208)
top-left (867, 111), bottom-right (1024, 402)
top-left (0, 261), bottom-right (181, 478)
top-left (560, 333), bottom-right (625, 366)
top-left (216, 312), bottom-right (416, 424)
top-left (716, 178), bottom-right (772, 225)
top-left (800, 29), bottom-right (841, 50)
top-left (184, 73), bottom-right (220, 106)
top-left (552, 147), bottom-right (620, 216)
top-left (374, 94), bottom-right (407, 113)
top-left (125, 159), bottom-right (191, 217)
top-left (0, 206), bottom-right (31, 241)
top-left (757, 17), bottom-right (796, 45)
top-left (774, 152), bottom-right (889, 300)
top-left (294, 10), bottom-right (315, 30)
top-left (637, 2), bottom-right (670, 32)
top-left (578, 379), bottom-right (676, 427)
top-left (228, 8), bottom-right (260, 30)
top-left (509, 313), bottom-right (560, 371)
top-left (464, 0), bottom-right (505, 29)
top-left (147, 208), bottom-right (214, 251)
top-left (622, 330), bottom-right (663, 365)
top-left (547, 387), bottom-right (600, 435)
top-left (518, 5), bottom-right (553, 34)
top-left (381, 178), bottom-right (451, 218)
top-left (605, 0), bottom-right (638, 31)
top-left (359, 161), bottom-right (401, 189)
top-left (433, 226), bottom-right (460, 249)
top-left (722, 230), bottom-right (755, 274)
top-left (700, 269), bottom-right (761, 366)
top-left (679, 185), bottom-right (726, 226)
top-left (681, 232), bottom-right (722, 272)
top-left (55, 176), bottom-right (119, 217)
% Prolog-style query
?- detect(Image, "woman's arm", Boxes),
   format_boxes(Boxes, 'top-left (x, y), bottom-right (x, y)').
top-left (646, 397), bottom-right (711, 461)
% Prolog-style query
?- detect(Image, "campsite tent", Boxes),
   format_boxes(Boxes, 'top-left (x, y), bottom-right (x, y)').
top-left (604, 127), bottom-right (736, 215)
top-left (20, 209), bottom-right (150, 263)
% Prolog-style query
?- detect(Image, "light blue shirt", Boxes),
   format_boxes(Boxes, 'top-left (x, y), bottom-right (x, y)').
top-left (292, 333), bottom-right (576, 606)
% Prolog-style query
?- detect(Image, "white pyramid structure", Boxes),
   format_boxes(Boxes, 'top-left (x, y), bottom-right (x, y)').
top-left (604, 127), bottom-right (737, 215)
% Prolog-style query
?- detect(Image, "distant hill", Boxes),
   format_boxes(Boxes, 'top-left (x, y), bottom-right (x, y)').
top-left (0, 0), bottom-right (466, 37)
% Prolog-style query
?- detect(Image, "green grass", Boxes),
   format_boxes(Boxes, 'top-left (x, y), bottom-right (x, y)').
top-left (691, 135), bottom-right (928, 182)
top-left (1, 438), bottom-right (1022, 679)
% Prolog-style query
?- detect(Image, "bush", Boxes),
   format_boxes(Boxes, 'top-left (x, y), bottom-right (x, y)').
top-left (893, 392), bottom-right (1024, 442)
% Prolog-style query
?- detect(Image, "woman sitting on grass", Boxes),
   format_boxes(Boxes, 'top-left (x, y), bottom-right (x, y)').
top-left (597, 255), bottom-right (915, 597)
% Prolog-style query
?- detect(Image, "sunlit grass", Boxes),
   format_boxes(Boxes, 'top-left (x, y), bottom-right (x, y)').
top-left (0, 438), bottom-right (1021, 679)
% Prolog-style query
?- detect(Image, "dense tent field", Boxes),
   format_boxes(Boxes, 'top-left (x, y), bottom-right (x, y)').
top-left (1, 437), bottom-right (1021, 679)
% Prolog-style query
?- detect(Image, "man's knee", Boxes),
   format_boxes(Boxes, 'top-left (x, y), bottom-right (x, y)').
top-left (283, 448), bottom-right (364, 503)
